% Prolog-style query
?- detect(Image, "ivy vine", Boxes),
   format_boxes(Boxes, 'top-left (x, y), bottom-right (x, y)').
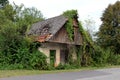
top-left (62, 10), bottom-right (103, 66)
top-left (63, 10), bottom-right (78, 41)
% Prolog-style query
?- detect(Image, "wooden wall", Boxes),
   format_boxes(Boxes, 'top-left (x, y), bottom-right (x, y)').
top-left (49, 25), bottom-right (83, 45)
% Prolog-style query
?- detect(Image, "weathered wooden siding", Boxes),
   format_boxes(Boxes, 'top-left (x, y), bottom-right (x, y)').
top-left (74, 27), bottom-right (83, 45)
top-left (49, 26), bottom-right (70, 44)
top-left (49, 25), bottom-right (83, 45)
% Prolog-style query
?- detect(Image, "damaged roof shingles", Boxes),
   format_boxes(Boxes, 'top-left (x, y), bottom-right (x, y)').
top-left (28, 15), bottom-right (68, 37)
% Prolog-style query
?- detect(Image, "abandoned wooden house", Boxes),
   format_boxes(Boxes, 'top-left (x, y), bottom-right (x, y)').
top-left (28, 15), bottom-right (83, 66)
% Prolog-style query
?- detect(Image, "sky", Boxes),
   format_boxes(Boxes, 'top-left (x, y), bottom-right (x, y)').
top-left (9, 0), bottom-right (119, 31)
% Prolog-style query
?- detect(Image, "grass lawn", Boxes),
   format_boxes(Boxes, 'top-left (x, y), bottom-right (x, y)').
top-left (0, 69), bottom-right (86, 78)
top-left (0, 69), bottom-right (85, 78)
top-left (0, 65), bottom-right (120, 78)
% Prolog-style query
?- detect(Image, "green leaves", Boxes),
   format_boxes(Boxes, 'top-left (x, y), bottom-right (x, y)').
top-left (65, 18), bottom-right (74, 41)
top-left (0, 0), bottom-right (9, 8)
top-left (63, 10), bottom-right (78, 41)
top-left (0, 3), bottom-right (46, 69)
top-left (63, 10), bottom-right (78, 19)
top-left (97, 1), bottom-right (120, 54)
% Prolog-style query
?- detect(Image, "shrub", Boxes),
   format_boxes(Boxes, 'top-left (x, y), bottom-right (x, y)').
top-left (55, 63), bottom-right (80, 70)
top-left (108, 54), bottom-right (120, 65)
top-left (30, 51), bottom-right (48, 70)
top-left (0, 39), bottom-right (48, 70)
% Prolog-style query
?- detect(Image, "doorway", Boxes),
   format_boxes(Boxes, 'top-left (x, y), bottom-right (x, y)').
top-left (60, 50), bottom-right (68, 64)
top-left (50, 50), bottom-right (56, 66)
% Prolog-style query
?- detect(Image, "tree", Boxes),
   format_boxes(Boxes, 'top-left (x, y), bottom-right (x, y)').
top-left (14, 5), bottom-right (44, 35)
top-left (0, 3), bottom-right (46, 69)
top-left (97, 1), bottom-right (120, 54)
top-left (0, 0), bottom-right (8, 8)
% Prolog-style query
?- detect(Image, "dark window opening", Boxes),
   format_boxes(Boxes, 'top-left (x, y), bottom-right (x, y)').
top-left (60, 50), bottom-right (68, 64)
top-left (72, 29), bottom-right (74, 41)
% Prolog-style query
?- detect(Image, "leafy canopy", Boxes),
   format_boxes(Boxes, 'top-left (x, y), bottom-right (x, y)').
top-left (97, 1), bottom-right (120, 54)
top-left (0, 3), bottom-right (47, 69)
top-left (0, 0), bottom-right (9, 8)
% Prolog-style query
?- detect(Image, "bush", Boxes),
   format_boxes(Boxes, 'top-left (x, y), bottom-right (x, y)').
top-left (0, 39), bottom-right (48, 70)
top-left (108, 54), bottom-right (120, 65)
top-left (55, 63), bottom-right (80, 70)
top-left (90, 46), bottom-right (120, 66)
top-left (30, 51), bottom-right (48, 70)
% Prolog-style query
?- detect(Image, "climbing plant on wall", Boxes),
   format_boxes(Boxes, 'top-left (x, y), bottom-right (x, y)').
top-left (62, 10), bottom-right (105, 66)
top-left (63, 10), bottom-right (78, 41)
top-left (79, 21), bottom-right (107, 66)
top-left (62, 10), bottom-right (80, 65)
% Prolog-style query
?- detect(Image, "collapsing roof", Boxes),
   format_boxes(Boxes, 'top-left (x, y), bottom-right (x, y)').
top-left (28, 15), bottom-right (68, 36)
top-left (28, 15), bottom-right (68, 42)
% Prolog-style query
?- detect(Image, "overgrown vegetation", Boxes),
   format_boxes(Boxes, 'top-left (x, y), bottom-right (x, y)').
top-left (62, 10), bottom-right (95, 66)
top-left (95, 2), bottom-right (120, 66)
top-left (63, 10), bottom-right (78, 41)
top-left (0, 2), bottom-right (48, 70)
top-left (62, 9), bottom-right (120, 68)
top-left (0, 1), bottom-right (120, 70)
top-left (97, 1), bottom-right (120, 54)
top-left (63, 10), bottom-right (81, 66)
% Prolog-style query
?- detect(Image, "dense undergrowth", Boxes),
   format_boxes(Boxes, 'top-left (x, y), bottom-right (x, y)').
top-left (62, 10), bottom-right (120, 68)
top-left (0, 2), bottom-right (120, 70)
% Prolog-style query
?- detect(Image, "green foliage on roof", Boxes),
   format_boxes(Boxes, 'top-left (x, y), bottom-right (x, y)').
top-left (63, 10), bottom-right (78, 41)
